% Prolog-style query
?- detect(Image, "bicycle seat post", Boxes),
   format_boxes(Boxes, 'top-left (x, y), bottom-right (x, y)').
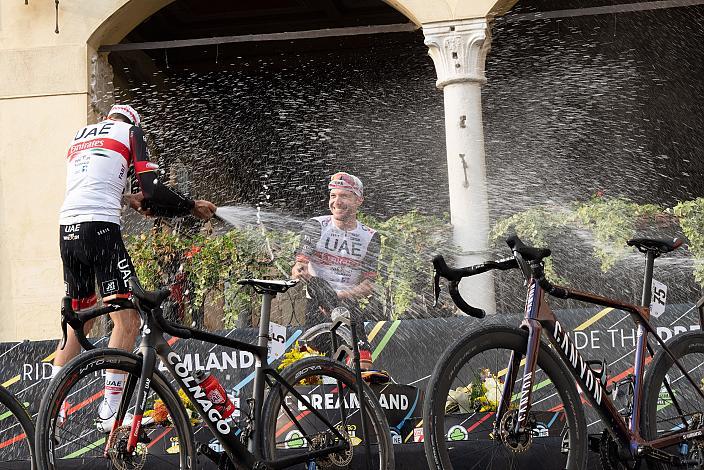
top-left (250, 290), bottom-right (275, 453)
top-left (640, 250), bottom-right (656, 309)
top-left (258, 292), bottom-right (273, 351)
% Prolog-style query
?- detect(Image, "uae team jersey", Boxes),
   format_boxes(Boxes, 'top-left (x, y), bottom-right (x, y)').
top-left (296, 215), bottom-right (380, 292)
top-left (59, 120), bottom-right (139, 225)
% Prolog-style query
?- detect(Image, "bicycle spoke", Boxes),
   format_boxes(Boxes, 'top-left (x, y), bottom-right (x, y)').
top-left (424, 327), bottom-right (585, 470)
top-left (37, 351), bottom-right (193, 470)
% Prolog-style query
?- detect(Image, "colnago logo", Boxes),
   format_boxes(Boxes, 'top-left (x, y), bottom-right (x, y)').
top-left (554, 321), bottom-right (603, 406)
top-left (167, 352), bottom-right (231, 434)
top-left (517, 371), bottom-right (533, 423)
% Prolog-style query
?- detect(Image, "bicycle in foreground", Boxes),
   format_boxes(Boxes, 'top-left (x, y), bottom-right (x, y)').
top-left (423, 235), bottom-right (704, 469)
top-left (35, 276), bottom-right (393, 470)
top-left (0, 381), bottom-right (35, 469)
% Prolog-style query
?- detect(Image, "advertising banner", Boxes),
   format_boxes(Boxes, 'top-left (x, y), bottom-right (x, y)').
top-left (0, 303), bottom-right (699, 468)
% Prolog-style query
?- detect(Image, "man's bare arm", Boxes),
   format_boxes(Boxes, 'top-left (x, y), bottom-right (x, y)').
top-left (337, 279), bottom-right (375, 300)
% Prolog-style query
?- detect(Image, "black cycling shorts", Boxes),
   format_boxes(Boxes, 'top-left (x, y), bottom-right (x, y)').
top-left (59, 221), bottom-right (135, 308)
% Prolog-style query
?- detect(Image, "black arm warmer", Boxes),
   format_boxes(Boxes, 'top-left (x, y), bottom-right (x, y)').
top-left (130, 126), bottom-right (195, 218)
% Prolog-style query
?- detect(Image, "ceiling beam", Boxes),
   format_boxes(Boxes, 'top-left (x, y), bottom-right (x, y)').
top-left (504, 0), bottom-right (704, 21)
top-left (100, 23), bottom-right (417, 52)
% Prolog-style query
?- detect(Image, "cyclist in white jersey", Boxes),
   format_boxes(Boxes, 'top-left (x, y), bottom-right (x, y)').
top-left (292, 172), bottom-right (386, 378)
top-left (54, 104), bottom-right (217, 431)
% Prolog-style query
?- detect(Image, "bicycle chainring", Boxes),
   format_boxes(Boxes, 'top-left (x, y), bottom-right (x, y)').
top-left (599, 429), bottom-right (630, 470)
top-left (106, 425), bottom-right (148, 470)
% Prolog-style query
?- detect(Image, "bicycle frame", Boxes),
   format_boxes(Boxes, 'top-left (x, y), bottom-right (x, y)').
top-left (120, 291), bottom-right (348, 470)
top-left (497, 278), bottom-right (704, 461)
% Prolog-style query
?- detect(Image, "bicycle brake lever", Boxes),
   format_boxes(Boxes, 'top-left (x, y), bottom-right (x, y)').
top-left (60, 317), bottom-right (68, 350)
top-left (60, 297), bottom-right (72, 350)
top-left (433, 269), bottom-right (441, 307)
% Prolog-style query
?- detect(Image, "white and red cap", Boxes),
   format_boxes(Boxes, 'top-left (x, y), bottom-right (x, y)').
top-left (328, 171), bottom-right (363, 197)
top-left (108, 104), bottom-right (140, 127)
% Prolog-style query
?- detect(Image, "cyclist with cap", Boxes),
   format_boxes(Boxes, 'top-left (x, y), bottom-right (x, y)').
top-left (291, 172), bottom-right (387, 381)
top-left (53, 104), bottom-right (217, 431)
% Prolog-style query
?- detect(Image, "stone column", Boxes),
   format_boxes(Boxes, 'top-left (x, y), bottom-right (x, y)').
top-left (424, 18), bottom-right (496, 313)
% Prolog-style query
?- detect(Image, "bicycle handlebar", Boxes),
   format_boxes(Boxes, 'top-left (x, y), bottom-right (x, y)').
top-left (433, 255), bottom-right (517, 318)
top-left (153, 307), bottom-right (194, 339)
top-left (529, 261), bottom-right (570, 299)
top-left (126, 277), bottom-right (194, 340)
top-left (60, 297), bottom-right (133, 351)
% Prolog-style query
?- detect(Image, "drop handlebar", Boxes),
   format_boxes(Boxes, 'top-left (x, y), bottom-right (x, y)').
top-left (432, 254), bottom-right (518, 318)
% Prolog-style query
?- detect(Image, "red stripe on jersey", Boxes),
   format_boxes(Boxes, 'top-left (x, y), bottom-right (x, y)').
top-left (67, 138), bottom-right (130, 163)
top-left (313, 251), bottom-right (362, 268)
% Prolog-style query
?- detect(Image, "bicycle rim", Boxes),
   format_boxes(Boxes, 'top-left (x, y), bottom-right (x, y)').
top-left (423, 326), bottom-right (586, 470)
top-left (0, 385), bottom-right (35, 469)
top-left (35, 349), bottom-right (194, 470)
top-left (642, 332), bottom-right (704, 469)
top-left (298, 323), bottom-right (353, 359)
top-left (261, 357), bottom-right (394, 470)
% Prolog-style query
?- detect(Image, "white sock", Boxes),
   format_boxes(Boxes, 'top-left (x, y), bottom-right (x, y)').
top-left (98, 372), bottom-right (127, 419)
top-left (49, 364), bottom-right (62, 380)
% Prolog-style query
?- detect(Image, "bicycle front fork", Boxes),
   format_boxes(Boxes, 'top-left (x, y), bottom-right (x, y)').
top-left (495, 320), bottom-right (542, 436)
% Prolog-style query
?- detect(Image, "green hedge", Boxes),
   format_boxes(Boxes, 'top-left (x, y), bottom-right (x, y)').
top-left (126, 210), bottom-right (452, 325)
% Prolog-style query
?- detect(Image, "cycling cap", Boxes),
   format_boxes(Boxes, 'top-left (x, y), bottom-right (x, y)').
top-left (328, 172), bottom-right (363, 197)
top-left (108, 104), bottom-right (140, 127)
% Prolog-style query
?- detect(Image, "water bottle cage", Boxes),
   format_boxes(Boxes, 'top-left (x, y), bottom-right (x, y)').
top-left (611, 375), bottom-right (635, 417)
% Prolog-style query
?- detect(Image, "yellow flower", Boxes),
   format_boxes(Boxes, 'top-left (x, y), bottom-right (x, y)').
top-left (178, 388), bottom-right (198, 413)
top-left (278, 341), bottom-right (324, 385)
top-left (483, 376), bottom-right (502, 409)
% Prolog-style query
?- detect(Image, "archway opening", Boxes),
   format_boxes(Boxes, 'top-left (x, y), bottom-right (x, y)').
top-left (98, 0), bottom-right (451, 329)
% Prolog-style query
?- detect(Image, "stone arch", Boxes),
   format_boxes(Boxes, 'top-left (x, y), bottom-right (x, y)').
top-left (82, 0), bottom-right (430, 118)
top-left (87, 1), bottom-right (175, 48)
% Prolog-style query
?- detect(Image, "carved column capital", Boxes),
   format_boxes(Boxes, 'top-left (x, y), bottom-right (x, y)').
top-left (423, 18), bottom-right (492, 89)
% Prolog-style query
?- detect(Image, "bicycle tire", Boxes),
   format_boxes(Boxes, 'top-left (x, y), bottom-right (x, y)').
top-left (0, 384), bottom-right (36, 469)
top-left (423, 325), bottom-right (587, 470)
top-left (642, 331), bottom-right (704, 469)
top-left (35, 348), bottom-right (195, 470)
top-left (298, 323), bottom-right (353, 357)
top-left (260, 356), bottom-right (394, 469)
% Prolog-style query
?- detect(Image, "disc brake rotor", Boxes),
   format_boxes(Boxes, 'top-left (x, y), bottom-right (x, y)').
top-left (309, 427), bottom-right (353, 468)
top-left (106, 426), bottom-right (148, 470)
top-left (328, 427), bottom-right (353, 467)
top-left (498, 411), bottom-right (533, 453)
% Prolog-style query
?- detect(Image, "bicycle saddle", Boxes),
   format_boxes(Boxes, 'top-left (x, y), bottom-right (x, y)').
top-left (237, 278), bottom-right (298, 294)
top-left (128, 276), bottom-right (171, 309)
top-left (626, 237), bottom-right (682, 254)
top-left (506, 235), bottom-right (552, 262)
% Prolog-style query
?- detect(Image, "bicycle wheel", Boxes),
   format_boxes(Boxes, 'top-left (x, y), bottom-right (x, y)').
top-left (260, 356), bottom-right (394, 469)
top-left (0, 385), bottom-right (35, 469)
top-left (35, 348), bottom-right (195, 470)
top-left (423, 325), bottom-right (587, 470)
top-left (298, 323), bottom-right (353, 358)
top-left (642, 331), bottom-right (704, 469)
